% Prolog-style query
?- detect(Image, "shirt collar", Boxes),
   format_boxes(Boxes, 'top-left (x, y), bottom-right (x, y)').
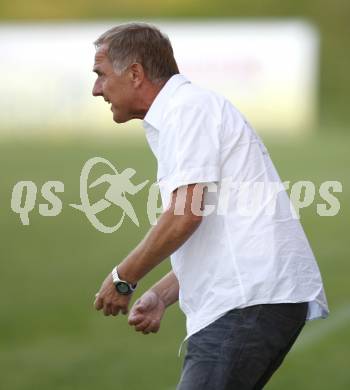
top-left (143, 74), bottom-right (190, 131)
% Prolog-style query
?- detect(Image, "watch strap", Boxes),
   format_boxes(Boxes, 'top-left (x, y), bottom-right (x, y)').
top-left (112, 266), bottom-right (137, 292)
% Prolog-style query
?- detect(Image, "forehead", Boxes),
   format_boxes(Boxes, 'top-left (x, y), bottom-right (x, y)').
top-left (93, 45), bottom-right (112, 69)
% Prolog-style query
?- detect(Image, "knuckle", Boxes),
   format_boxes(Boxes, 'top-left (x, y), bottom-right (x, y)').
top-left (152, 322), bottom-right (160, 332)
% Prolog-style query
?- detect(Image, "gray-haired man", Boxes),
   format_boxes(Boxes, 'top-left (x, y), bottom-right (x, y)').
top-left (92, 23), bottom-right (328, 389)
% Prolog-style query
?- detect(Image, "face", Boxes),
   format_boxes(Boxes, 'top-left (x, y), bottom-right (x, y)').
top-left (92, 44), bottom-right (139, 123)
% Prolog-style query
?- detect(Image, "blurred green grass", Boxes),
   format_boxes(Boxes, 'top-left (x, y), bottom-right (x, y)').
top-left (0, 131), bottom-right (349, 389)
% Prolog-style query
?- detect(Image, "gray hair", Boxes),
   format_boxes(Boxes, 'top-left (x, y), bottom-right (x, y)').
top-left (94, 22), bottom-right (179, 83)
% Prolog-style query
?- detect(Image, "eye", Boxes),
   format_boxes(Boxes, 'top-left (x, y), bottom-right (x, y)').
top-left (94, 70), bottom-right (104, 78)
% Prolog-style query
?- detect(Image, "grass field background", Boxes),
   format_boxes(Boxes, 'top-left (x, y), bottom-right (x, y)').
top-left (0, 130), bottom-right (349, 389)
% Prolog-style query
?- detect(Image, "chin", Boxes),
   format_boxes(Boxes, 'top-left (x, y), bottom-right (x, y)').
top-left (112, 111), bottom-right (131, 124)
top-left (113, 117), bottom-right (126, 124)
top-left (113, 114), bottom-right (126, 124)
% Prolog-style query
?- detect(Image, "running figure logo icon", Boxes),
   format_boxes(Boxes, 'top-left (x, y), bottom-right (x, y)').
top-left (70, 157), bottom-right (149, 233)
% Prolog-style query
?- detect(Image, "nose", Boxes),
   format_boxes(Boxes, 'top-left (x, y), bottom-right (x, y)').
top-left (92, 79), bottom-right (103, 97)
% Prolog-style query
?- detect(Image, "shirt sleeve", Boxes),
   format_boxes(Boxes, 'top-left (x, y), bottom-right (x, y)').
top-left (157, 103), bottom-right (222, 195)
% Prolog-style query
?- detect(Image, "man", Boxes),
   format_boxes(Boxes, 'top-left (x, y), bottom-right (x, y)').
top-left (92, 23), bottom-right (328, 389)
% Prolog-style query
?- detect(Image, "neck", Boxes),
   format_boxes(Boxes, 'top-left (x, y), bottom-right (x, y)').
top-left (134, 79), bottom-right (168, 120)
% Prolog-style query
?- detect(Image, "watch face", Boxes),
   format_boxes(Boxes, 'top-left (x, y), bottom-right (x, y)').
top-left (115, 282), bottom-right (130, 295)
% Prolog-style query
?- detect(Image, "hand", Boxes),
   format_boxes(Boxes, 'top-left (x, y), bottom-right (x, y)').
top-left (94, 273), bottom-right (132, 316)
top-left (128, 290), bottom-right (166, 334)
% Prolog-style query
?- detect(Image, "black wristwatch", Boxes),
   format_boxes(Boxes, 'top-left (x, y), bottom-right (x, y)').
top-left (111, 266), bottom-right (137, 295)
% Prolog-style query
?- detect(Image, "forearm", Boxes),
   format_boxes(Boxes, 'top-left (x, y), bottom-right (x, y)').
top-left (150, 270), bottom-right (179, 308)
top-left (117, 208), bottom-right (201, 284)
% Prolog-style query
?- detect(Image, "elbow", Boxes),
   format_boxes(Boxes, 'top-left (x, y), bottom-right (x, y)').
top-left (177, 212), bottom-right (203, 233)
top-left (188, 212), bottom-right (203, 226)
top-left (165, 208), bottom-right (203, 235)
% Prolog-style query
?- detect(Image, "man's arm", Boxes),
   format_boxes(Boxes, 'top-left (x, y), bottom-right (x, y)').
top-left (117, 183), bottom-right (203, 284)
top-left (150, 270), bottom-right (179, 307)
top-left (94, 184), bottom-right (205, 316)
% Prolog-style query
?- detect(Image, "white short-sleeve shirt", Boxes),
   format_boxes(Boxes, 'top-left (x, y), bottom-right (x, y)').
top-left (143, 74), bottom-right (328, 340)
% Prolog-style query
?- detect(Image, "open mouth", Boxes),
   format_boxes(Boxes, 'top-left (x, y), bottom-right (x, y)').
top-left (104, 98), bottom-right (113, 110)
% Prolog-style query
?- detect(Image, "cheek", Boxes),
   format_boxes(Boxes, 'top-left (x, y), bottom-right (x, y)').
top-left (103, 80), bottom-right (111, 94)
top-left (123, 88), bottom-right (135, 104)
top-left (106, 80), bottom-right (122, 101)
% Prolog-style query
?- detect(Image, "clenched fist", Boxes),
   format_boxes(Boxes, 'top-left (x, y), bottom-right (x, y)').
top-left (128, 290), bottom-right (166, 334)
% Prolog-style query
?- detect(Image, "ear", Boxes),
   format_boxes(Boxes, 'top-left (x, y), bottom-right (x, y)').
top-left (128, 63), bottom-right (145, 88)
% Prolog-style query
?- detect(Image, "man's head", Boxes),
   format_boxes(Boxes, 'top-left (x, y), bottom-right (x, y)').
top-left (92, 23), bottom-right (179, 123)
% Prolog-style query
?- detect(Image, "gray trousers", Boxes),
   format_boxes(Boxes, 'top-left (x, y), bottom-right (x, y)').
top-left (177, 302), bottom-right (308, 390)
